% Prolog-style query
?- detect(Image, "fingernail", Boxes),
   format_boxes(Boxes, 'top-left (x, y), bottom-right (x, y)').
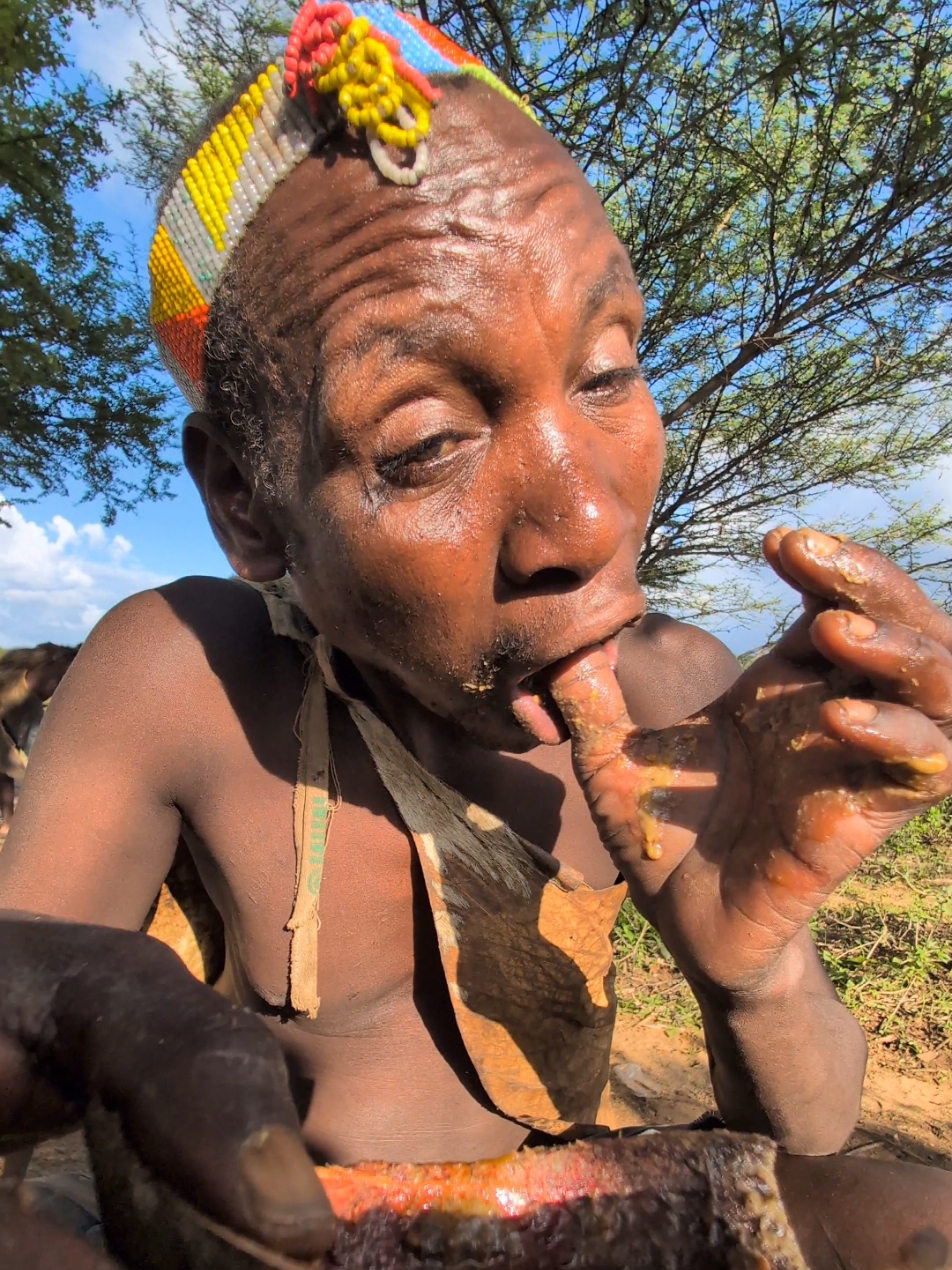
top-left (839, 700), bottom-right (878, 723)
top-left (801, 530), bottom-right (841, 558)
top-left (843, 613), bottom-right (877, 640)
top-left (240, 1125), bottom-right (333, 1234)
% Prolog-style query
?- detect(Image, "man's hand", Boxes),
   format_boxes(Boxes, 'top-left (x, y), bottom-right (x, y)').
top-left (550, 528), bottom-right (952, 995)
top-left (0, 916), bottom-right (334, 1260)
top-left (549, 529), bottom-right (951, 1151)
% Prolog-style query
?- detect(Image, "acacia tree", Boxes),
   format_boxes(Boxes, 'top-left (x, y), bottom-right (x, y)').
top-left (0, 0), bottom-right (174, 521)
top-left (122, 0), bottom-right (952, 616)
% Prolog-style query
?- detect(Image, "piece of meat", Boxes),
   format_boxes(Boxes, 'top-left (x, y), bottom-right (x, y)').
top-left (87, 1099), bottom-right (807, 1270)
top-left (314, 1132), bottom-right (806, 1270)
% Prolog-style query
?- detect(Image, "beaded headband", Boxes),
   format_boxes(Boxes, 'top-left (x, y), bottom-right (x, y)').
top-left (149, 1), bottom-right (537, 408)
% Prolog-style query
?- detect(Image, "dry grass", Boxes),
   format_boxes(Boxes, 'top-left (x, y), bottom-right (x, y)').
top-left (613, 799), bottom-right (952, 1076)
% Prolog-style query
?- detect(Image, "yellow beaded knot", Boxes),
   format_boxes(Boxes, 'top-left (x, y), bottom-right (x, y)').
top-left (315, 18), bottom-right (431, 148)
top-left (150, 0), bottom-right (540, 407)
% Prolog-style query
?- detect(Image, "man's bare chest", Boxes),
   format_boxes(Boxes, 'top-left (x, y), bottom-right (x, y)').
top-left (182, 666), bottom-right (616, 1007)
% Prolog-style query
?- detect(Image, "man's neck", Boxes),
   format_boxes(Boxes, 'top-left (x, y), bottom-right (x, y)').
top-left (345, 655), bottom-right (500, 791)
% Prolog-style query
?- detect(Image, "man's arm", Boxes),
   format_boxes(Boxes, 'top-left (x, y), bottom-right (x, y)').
top-left (689, 929), bottom-right (866, 1153)
top-left (615, 613), bottom-right (867, 1154)
top-left (0, 916), bottom-right (334, 1256)
top-left (0, 590), bottom-right (190, 927)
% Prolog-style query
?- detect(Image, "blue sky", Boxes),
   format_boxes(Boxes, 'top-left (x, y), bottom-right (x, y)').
top-left (0, 2), bottom-right (232, 649)
top-left (1, 3), bottom-right (948, 654)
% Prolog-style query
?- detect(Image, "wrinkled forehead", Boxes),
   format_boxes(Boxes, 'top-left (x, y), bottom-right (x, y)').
top-left (235, 80), bottom-right (634, 381)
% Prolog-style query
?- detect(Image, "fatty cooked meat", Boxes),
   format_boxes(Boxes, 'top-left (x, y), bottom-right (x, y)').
top-left (87, 1102), bottom-right (807, 1270)
top-left (313, 1131), bottom-right (807, 1270)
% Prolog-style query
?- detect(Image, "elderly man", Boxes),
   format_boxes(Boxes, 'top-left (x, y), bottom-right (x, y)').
top-left (1, 5), bottom-right (950, 1264)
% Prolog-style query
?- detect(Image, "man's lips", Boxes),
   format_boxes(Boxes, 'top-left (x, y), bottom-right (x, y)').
top-left (508, 619), bottom-right (632, 746)
top-left (505, 603), bottom-right (641, 689)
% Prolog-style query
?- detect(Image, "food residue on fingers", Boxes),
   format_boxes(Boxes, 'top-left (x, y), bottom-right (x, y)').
top-left (628, 731), bottom-right (698, 862)
top-left (638, 789), bottom-right (668, 860)
top-left (902, 752), bottom-right (949, 775)
top-left (783, 789), bottom-right (866, 893)
top-left (512, 638), bottom-right (622, 747)
top-left (888, 746), bottom-right (952, 787)
top-left (761, 848), bottom-right (799, 890)
top-left (835, 559), bottom-right (869, 587)
top-left (520, 642), bottom-right (701, 862)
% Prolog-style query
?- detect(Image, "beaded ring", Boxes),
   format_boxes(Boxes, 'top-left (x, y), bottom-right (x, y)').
top-left (149, 0), bottom-right (537, 408)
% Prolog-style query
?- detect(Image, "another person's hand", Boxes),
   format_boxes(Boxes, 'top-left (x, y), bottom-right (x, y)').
top-left (549, 528), bottom-right (952, 998)
top-left (0, 916), bottom-right (334, 1259)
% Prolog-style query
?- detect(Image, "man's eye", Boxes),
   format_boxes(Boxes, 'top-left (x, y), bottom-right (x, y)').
top-left (581, 367), bottom-right (643, 398)
top-left (376, 433), bottom-right (463, 484)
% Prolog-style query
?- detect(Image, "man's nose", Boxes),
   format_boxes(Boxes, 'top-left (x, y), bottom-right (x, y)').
top-left (497, 419), bottom-right (635, 591)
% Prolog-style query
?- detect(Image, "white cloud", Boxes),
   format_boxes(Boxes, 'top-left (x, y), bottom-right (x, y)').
top-left (917, 453), bottom-right (952, 510)
top-left (50, 515), bottom-right (78, 548)
top-left (0, 505), bottom-right (170, 649)
top-left (80, 523), bottom-right (107, 549)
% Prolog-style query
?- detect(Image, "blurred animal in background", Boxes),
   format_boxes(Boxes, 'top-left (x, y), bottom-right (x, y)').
top-left (0, 644), bottom-right (78, 839)
top-left (0, 639), bottom-right (223, 984)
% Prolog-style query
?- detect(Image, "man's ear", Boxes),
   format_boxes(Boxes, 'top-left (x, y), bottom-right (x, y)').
top-left (182, 412), bottom-right (288, 582)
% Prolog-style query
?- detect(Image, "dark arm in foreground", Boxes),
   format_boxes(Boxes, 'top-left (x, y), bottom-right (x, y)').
top-left (0, 915), bottom-right (333, 1259)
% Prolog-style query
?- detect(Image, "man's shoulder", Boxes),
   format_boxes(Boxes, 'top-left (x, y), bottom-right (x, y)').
top-left (80, 576), bottom-right (291, 703)
top-left (623, 612), bottom-right (739, 664)
top-left (154, 574), bottom-right (280, 658)
top-left (616, 613), bottom-right (741, 729)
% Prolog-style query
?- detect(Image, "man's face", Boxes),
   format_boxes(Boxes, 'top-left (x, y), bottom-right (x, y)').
top-left (234, 83), bottom-right (664, 750)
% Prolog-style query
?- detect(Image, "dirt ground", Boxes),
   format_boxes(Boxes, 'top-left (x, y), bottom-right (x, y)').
top-left (25, 1133), bottom-right (91, 1178)
top-left (603, 1012), bottom-right (952, 1170)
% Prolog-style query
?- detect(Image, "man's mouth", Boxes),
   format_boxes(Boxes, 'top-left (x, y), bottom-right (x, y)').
top-left (509, 674), bottom-right (567, 746)
top-left (509, 635), bottom-right (622, 746)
